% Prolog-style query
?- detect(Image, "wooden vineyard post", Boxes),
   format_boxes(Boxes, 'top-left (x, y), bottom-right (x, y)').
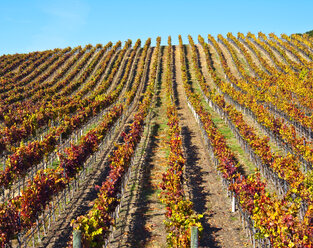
top-left (57, 194), bottom-right (61, 217)
top-left (31, 226), bottom-right (35, 248)
top-left (68, 183), bottom-right (71, 201)
top-left (36, 218), bottom-right (41, 244)
top-left (47, 204), bottom-right (51, 229)
top-left (71, 181), bottom-right (74, 199)
top-left (190, 226), bottom-right (198, 248)
top-left (41, 214), bottom-right (46, 236)
top-left (63, 187), bottom-right (67, 207)
top-left (2, 156), bottom-right (5, 171)
top-left (52, 200), bottom-right (56, 222)
top-left (232, 194), bottom-right (236, 212)
top-left (73, 230), bottom-right (82, 248)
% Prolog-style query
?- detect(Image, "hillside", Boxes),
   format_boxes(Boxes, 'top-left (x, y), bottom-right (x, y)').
top-left (305, 30), bottom-right (313, 36)
top-left (0, 32), bottom-right (313, 248)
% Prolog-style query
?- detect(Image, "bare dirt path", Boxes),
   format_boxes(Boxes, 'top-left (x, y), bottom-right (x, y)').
top-left (202, 43), bottom-right (286, 195)
top-left (226, 38), bottom-right (257, 77)
top-left (198, 43), bottom-right (284, 157)
top-left (262, 40), bottom-right (294, 68)
top-left (206, 43), bottom-right (225, 79)
top-left (190, 44), bottom-right (255, 175)
top-left (247, 39), bottom-right (277, 68)
top-left (174, 44), bottom-right (251, 248)
top-left (217, 42), bottom-right (242, 80)
top-left (247, 38), bottom-right (282, 69)
top-left (275, 40), bottom-right (303, 64)
top-left (236, 38), bottom-right (269, 75)
top-left (109, 46), bottom-right (167, 248)
top-left (286, 39), bottom-right (313, 62)
top-left (195, 44), bottom-right (217, 91)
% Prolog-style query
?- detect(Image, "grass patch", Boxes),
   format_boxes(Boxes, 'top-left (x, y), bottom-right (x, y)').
top-left (187, 59), bottom-right (256, 174)
top-left (83, 122), bottom-right (98, 135)
top-left (50, 159), bottom-right (60, 169)
top-left (230, 215), bottom-right (238, 222)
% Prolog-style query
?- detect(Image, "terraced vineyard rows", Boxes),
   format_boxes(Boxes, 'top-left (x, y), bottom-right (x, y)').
top-left (1, 33), bottom-right (313, 247)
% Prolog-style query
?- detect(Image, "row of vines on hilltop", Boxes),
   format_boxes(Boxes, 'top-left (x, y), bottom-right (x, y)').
top-left (196, 33), bottom-right (313, 246)
top-left (0, 38), bottom-right (142, 246)
top-left (1, 32), bottom-right (313, 247)
top-left (71, 38), bottom-right (154, 247)
top-left (158, 36), bottom-right (202, 247)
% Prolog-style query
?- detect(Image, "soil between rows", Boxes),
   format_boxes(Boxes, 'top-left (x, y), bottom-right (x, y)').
top-left (174, 45), bottom-right (250, 248)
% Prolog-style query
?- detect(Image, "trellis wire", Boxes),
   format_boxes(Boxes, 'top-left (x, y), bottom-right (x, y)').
top-left (16, 113), bottom-right (124, 248)
top-left (15, 44), bottom-right (148, 247)
top-left (0, 103), bottom-right (114, 203)
top-left (198, 79), bottom-right (310, 220)
top-left (185, 94), bottom-right (272, 248)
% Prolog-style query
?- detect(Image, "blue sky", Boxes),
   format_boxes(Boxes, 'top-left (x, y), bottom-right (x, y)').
top-left (1, 0), bottom-right (312, 55)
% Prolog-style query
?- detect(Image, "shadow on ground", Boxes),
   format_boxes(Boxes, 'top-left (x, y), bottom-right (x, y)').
top-left (125, 123), bottom-right (161, 247)
top-left (182, 125), bottom-right (222, 248)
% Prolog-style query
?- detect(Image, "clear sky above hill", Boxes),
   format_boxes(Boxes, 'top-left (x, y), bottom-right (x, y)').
top-left (1, 0), bottom-right (312, 55)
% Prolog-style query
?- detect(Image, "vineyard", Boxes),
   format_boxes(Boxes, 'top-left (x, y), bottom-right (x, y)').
top-left (0, 32), bottom-right (313, 248)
